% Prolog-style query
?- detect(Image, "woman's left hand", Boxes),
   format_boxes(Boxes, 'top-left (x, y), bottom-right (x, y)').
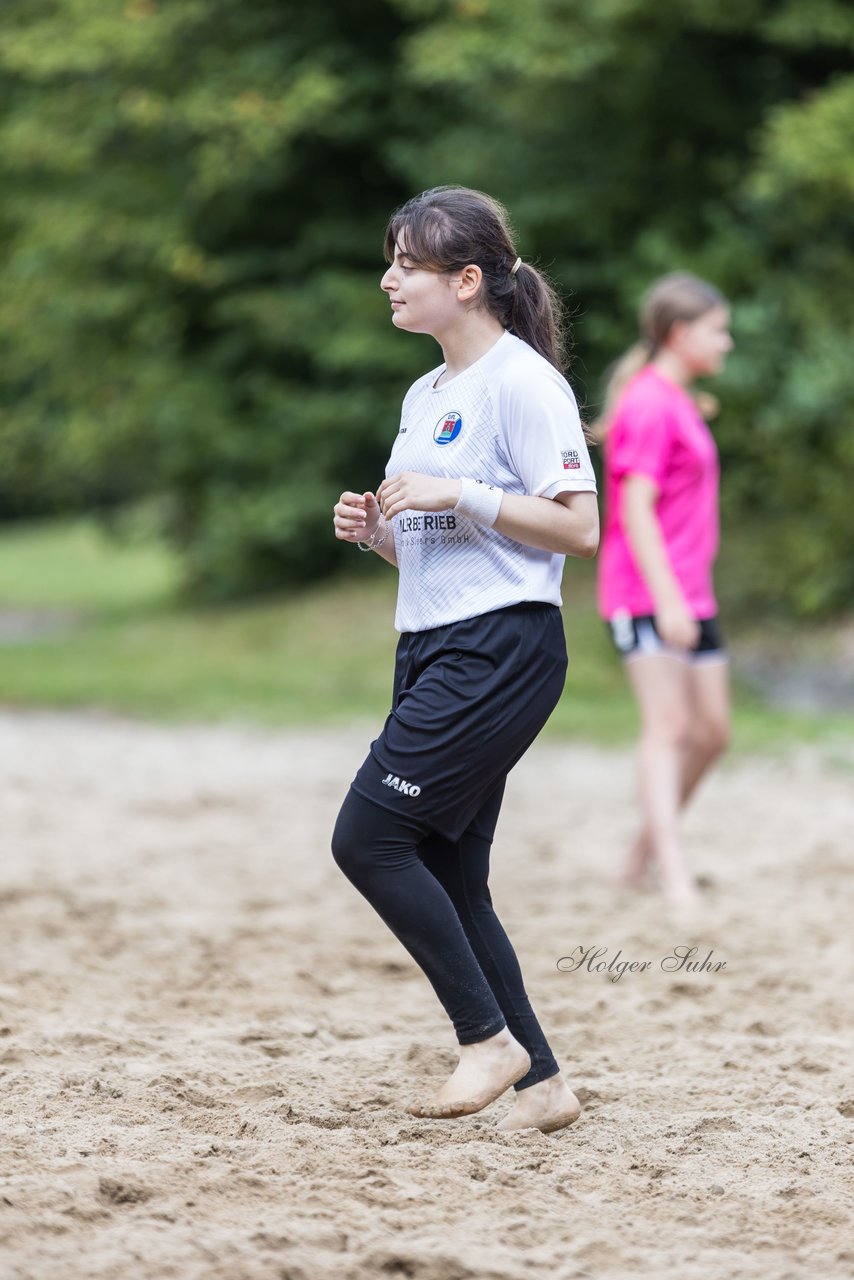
top-left (377, 472), bottom-right (461, 520)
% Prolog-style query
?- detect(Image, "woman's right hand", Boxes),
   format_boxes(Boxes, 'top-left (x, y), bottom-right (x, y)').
top-left (655, 598), bottom-right (700, 651)
top-left (333, 490), bottom-right (382, 543)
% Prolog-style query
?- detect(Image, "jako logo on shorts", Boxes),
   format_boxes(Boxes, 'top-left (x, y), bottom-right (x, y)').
top-left (382, 773), bottom-right (422, 797)
top-left (434, 411), bottom-right (462, 445)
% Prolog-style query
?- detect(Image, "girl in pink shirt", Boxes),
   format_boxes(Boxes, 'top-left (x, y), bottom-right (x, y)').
top-left (597, 273), bottom-right (733, 907)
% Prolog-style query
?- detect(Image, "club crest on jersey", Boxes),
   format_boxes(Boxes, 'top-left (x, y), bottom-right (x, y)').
top-left (434, 411), bottom-right (462, 445)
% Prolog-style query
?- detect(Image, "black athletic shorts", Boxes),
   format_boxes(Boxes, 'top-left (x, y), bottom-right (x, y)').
top-left (350, 602), bottom-right (568, 842)
top-left (607, 611), bottom-right (726, 664)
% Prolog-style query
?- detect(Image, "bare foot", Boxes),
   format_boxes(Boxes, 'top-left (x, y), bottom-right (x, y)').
top-left (615, 862), bottom-right (654, 892)
top-left (615, 832), bottom-right (655, 891)
top-left (661, 868), bottom-right (701, 908)
top-left (496, 1072), bottom-right (581, 1134)
top-left (407, 1030), bottom-right (530, 1119)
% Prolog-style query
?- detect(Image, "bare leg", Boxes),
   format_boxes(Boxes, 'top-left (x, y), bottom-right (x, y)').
top-left (621, 737), bottom-right (723, 886)
top-left (623, 654), bottom-right (697, 905)
top-left (622, 661), bottom-right (730, 889)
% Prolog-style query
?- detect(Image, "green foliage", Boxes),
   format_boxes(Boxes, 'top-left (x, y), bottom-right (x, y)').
top-left (719, 63), bottom-right (854, 616)
top-left (0, 0), bottom-right (852, 612)
top-left (391, 0), bottom-right (854, 618)
top-left (0, 0), bottom-right (432, 592)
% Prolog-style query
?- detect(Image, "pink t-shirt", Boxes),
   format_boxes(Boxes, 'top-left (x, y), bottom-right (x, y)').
top-left (597, 364), bottom-right (720, 620)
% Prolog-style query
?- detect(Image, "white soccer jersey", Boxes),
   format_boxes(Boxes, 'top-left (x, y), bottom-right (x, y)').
top-left (385, 330), bottom-right (597, 633)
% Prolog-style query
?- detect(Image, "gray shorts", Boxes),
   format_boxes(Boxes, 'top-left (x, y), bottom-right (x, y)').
top-left (608, 612), bottom-right (727, 665)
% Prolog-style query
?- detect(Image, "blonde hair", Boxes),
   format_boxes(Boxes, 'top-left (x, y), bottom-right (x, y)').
top-left (595, 272), bottom-right (727, 436)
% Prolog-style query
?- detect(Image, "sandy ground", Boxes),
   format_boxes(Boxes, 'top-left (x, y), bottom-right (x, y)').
top-left (1, 710), bottom-right (852, 1280)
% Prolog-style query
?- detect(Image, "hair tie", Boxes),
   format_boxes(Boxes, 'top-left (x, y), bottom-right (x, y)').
top-left (510, 256), bottom-right (522, 277)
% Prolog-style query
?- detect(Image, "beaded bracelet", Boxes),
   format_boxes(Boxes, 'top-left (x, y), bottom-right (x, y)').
top-left (355, 519), bottom-right (389, 552)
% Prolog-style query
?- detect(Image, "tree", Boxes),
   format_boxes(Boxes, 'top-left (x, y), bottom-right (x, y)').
top-left (0, 0), bottom-right (434, 590)
top-left (1, 0), bottom-right (852, 612)
top-left (390, 0), bottom-right (854, 616)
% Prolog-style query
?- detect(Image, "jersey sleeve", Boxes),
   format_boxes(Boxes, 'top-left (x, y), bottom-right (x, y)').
top-left (497, 366), bottom-right (597, 499)
top-left (608, 385), bottom-right (675, 489)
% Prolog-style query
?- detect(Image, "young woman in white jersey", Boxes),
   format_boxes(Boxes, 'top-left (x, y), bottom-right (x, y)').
top-left (596, 274), bottom-right (733, 907)
top-left (331, 186), bottom-right (598, 1134)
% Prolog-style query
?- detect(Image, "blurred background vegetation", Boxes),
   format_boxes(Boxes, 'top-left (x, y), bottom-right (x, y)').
top-left (0, 0), bottom-right (852, 733)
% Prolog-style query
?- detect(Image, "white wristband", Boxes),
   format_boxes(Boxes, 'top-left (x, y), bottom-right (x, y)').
top-left (454, 477), bottom-right (504, 527)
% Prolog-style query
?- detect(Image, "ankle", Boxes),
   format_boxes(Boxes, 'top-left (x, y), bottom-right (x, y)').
top-left (517, 1071), bottom-right (563, 1095)
top-left (463, 1028), bottom-right (511, 1052)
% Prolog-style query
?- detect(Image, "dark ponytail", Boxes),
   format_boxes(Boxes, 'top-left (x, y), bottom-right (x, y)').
top-left (384, 186), bottom-right (568, 372)
top-left (510, 262), bottom-right (566, 373)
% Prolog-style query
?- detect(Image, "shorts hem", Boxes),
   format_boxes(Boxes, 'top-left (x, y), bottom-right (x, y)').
top-left (610, 612), bottom-right (725, 665)
top-left (348, 779), bottom-right (422, 824)
top-left (690, 650), bottom-right (729, 666)
top-left (348, 779), bottom-right (462, 843)
top-left (622, 647), bottom-right (727, 667)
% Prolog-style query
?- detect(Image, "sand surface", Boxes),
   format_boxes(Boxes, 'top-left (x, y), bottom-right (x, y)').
top-left (1, 710), bottom-right (852, 1280)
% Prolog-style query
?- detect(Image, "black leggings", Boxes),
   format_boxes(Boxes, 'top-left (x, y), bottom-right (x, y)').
top-left (332, 786), bottom-right (559, 1090)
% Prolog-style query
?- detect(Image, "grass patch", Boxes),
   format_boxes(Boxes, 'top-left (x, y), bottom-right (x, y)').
top-left (0, 515), bottom-right (180, 612)
top-left (1, 515), bottom-right (852, 749)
